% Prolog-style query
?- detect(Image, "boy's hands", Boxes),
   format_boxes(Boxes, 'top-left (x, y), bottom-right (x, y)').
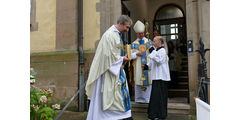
top-left (149, 47), bottom-right (154, 53)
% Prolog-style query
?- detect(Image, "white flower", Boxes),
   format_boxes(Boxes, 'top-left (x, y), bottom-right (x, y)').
top-left (39, 95), bottom-right (47, 103)
top-left (32, 104), bottom-right (39, 111)
top-left (30, 79), bottom-right (35, 84)
top-left (52, 104), bottom-right (60, 110)
top-left (30, 68), bottom-right (35, 72)
top-left (30, 75), bottom-right (35, 79)
top-left (31, 85), bottom-right (42, 92)
top-left (47, 88), bottom-right (53, 96)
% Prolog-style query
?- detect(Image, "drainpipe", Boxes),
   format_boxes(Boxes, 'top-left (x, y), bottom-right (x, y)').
top-left (78, 0), bottom-right (84, 112)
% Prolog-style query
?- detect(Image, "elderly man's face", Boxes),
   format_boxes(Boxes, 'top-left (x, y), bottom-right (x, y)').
top-left (136, 32), bottom-right (144, 40)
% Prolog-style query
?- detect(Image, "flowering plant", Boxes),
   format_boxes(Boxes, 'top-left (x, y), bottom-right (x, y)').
top-left (30, 68), bottom-right (60, 120)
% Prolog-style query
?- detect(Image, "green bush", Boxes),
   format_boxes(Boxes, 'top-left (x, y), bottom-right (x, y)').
top-left (30, 68), bottom-right (60, 120)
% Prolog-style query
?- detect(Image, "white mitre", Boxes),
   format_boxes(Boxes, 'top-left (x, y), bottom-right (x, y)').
top-left (133, 20), bottom-right (145, 33)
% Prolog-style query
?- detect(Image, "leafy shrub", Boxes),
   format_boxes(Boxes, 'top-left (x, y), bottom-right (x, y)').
top-left (30, 68), bottom-right (60, 120)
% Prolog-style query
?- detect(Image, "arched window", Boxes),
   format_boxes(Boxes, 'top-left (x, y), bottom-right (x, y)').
top-left (155, 5), bottom-right (183, 20)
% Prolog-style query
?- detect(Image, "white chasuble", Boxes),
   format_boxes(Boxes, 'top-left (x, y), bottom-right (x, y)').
top-left (86, 25), bottom-right (131, 120)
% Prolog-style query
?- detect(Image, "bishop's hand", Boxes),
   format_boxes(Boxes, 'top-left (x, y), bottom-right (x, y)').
top-left (136, 51), bottom-right (144, 56)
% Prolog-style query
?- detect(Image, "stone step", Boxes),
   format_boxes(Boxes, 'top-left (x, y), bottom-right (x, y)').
top-left (181, 60), bottom-right (188, 65)
top-left (181, 57), bottom-right (188, 61)
top-left (178, 71), bottom-right (188, 76)
top-left (132, 108), bottom-right (190, 114)
top-left (169, 82), bottom-right (188, 89)
top-left (168, 89), bottom-right (188, 92)
top-left (131, 102), bottom-right (190, 114)
top-left (132, 113), bottom-right (190, 120)
top-left (177, 76), bottom-right (188, 82)
top-left (178, 82), bottom-right (189, 89)
top-left (182, 65), bottom-right (188, 71)
top-left (168, 89), bottom-right (189, 97)
top-left (168, 97), bottom-right (188, 103)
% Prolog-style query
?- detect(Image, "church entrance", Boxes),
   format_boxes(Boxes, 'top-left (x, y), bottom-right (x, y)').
top-left (120, 0), bottom-right (193, 115)
top-left (153, 4), bottom-right (189, 103)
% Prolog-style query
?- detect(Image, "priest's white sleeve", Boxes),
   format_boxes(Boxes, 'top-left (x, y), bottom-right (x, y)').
top-left (108, 57), bottom-right (123, 76)
top-left (131, 52), bottom-right (137, 59)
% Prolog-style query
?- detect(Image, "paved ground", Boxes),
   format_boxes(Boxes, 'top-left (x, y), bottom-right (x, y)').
top-left (57, 97), bottom-right (195, 120)
top-left (133, 113), bottom-right (191, 120)
top-left (57, 111), bottom-right (195, 120)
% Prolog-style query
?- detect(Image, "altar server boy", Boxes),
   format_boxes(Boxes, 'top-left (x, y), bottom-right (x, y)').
top-left (142, 36), bottom-right (171, 120)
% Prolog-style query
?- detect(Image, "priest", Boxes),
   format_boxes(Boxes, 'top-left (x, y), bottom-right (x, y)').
top-left (85, 15), bottom-right (133, 120)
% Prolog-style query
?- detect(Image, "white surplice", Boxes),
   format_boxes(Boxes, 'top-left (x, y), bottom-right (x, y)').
top-left (147, 49), bottom-right (170, 81)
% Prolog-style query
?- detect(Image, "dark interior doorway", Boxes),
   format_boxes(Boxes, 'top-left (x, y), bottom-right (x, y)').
top-left (121, 1), bottom-right (131, 45)
top-left (154, 4), bottom-right (189, 103)
top-left (121, 1), bottom-right (135, 100)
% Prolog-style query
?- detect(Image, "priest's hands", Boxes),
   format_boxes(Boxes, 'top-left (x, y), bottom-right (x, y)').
top-left (141, 65), bottom-right (144, 69)
top-left (136, 51), bottom-right (144, 56)
top-left (123, 54), bottom-right (131, 65)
